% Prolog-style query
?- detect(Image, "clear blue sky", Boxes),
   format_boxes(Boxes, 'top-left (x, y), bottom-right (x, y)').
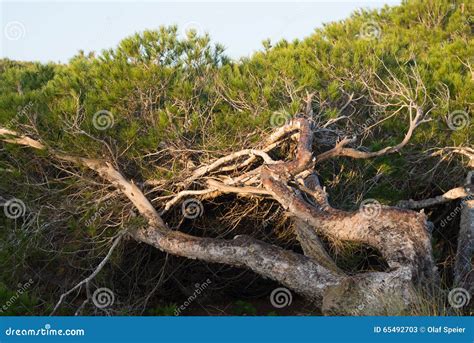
top-left (0, 0), bottom-right (400, 63)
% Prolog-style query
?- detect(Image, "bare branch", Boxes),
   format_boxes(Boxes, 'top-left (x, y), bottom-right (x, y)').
top-left (50, 229), bottom-right (126, 315)
top-left (398, 186), bottom-right (473, 209)
top-left (315, 106), bottom-right (427, 163)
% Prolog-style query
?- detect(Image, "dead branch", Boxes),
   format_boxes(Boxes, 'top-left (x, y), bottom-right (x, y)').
top-left (398, 186), bottom-right (472, 209)
top-left (0, 114), bottom-right (441, 315)
top-left (50, 229), bottom-right (126, 315)
top-left (315, 105), bottom-right (428, 163)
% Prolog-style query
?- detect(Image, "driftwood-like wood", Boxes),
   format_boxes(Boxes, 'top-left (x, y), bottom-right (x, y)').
top-left (400, 151), bottom-right (473, 295)
top-left (455, 172), bottom-right (474, 295)
top-left (0, 109), bottom-right (460, 315)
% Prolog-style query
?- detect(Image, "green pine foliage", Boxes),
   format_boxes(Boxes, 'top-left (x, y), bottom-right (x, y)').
top-left (0, 0), bottom-right (472, 315)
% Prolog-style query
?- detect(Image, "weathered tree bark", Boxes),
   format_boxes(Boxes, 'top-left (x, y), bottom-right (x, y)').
top-left (399, 154), bottom-right (473, 297)
top-left (398, 187), bottom-right (471, 210)
top-left (455, 171), bottom-right (474, 294)
top-left (0, 112), bottom-right (440, 315)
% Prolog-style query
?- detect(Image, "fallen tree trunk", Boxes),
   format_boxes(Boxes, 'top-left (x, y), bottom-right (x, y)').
top-left (0, 108), bottom-right (441, 315)
top-left (399, 165), bottom-right (473, 297)
top-left (455, 172), bottom-right (474, 294)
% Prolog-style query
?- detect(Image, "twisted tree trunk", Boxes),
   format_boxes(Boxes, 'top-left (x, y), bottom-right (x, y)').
top-left (0, 112), bottom-right (440, 315)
